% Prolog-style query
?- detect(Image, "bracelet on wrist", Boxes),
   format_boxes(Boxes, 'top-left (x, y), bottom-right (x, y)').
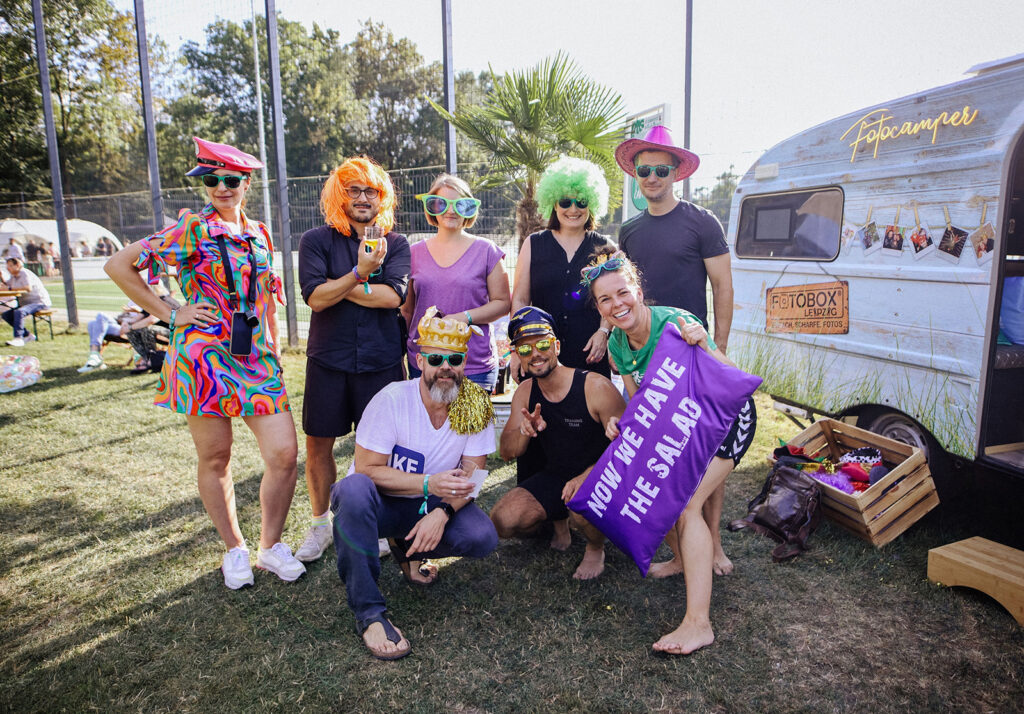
top-left (419, 473), bottom-right (430, 515)
top-left (598, 326), bottom-right (610, 335)
top-left (168, 309), bottom-right (178, 331)
top-left (464, 311), bottom-right (473, 326)
top-left (433, 502), bottom-right (456, 522)
top-left (352, 265), bottom-right (367, 283)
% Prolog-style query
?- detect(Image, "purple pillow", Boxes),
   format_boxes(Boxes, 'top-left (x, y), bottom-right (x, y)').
top-left (567, 325), bottom-right (762, 575)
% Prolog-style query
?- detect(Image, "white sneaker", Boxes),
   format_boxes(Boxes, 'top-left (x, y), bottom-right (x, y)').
top-left (221, 547), bottom-right (254, 590)
top-left (77, 353), bottom-right (106, 373)
top-left (378, 538), bottom-right (392, 558)
top-left (256, 542), bottom-right (306, 582)
top-left (23, 333), bottom-right (36, 343)
top-left (5, 337), bottom-right (24, 347)
top-left (294, 524), bottom-right (333, 562)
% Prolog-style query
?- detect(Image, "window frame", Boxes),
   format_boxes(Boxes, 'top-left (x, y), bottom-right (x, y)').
top-left (735, 186), bottom-right (845, 261)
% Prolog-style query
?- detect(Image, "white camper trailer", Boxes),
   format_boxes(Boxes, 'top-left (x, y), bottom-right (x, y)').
top-left (728, 54), bottom-right (1024, 498)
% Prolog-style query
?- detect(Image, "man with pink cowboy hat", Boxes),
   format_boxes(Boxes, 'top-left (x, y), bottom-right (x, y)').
top-left (614, 125), bottom-right (754, 580)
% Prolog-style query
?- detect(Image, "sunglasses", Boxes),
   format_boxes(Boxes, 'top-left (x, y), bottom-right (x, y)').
top-left (422, 352), bottom-right (466, 368)
top-left (557, 197), bottom-right (589, 210)
top-left (202, 174), bottom-right (248, 189)
top-left (514, 338), bottom-right (554, 356)
top-left (346, 186), bottom-right (380, 199)
top-left (635, 164), bottom-right (675, 179)
top-left (420, 194), bottom-right (481, 219)
top-left (580, 257), bottom-right (624, 284)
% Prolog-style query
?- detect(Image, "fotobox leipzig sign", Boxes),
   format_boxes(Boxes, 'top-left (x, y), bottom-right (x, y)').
top-left (766, 281), bottom-right (849, 334)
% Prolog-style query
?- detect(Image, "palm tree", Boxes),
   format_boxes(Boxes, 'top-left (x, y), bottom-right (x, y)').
top-left (429, 52), bottom-right (627, 244)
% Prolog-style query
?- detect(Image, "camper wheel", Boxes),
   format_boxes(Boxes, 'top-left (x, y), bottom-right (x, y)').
top-left (864, 411), bottom-right (944, 469)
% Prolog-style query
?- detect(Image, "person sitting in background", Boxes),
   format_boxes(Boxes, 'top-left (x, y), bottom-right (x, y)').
top-left (1, 257), bottom-right (51, 347)
top-left (78, 293), bottom-right (181, 373)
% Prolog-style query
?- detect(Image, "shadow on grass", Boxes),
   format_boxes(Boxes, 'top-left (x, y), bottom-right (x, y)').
top-left (0, 423), bottom-right (166, 471)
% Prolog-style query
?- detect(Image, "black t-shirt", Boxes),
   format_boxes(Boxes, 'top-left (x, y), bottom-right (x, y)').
top-left (299, 224), bottom-right (411, 373)
top-left (618, 201), bottom-right (728, 326)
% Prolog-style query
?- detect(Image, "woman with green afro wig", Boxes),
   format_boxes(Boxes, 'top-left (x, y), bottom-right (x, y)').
top-left (535, 155), bottom-right (610, 224)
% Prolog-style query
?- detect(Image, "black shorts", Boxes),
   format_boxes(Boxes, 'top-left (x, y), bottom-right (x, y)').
top-left (716, 396), bottom-right (757, 465)
top-left (302, 361), bottom-right (405, 438)
top-left (518, 470), bottom-right (570, 521)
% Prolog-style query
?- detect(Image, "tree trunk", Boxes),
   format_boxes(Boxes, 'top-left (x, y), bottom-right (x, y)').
top-left (515, 179), bottom-right (545, 250)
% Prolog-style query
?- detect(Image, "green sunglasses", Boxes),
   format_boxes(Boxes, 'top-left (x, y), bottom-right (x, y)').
top-left (557, 197), bottom-right (589, 209)
top-left (635, 164), bottom-right (675, 179)
top-left (419, 194), bottom-right (481, 219)
top-left (422, 352), bottom-right (466, 368)
top-left (201, 174), bottom-right (248, 189)
top-left (514, 338), bottom-right (554, 356)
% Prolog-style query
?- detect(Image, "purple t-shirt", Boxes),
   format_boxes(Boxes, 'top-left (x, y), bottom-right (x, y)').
top-left (407, 237), bottom-right (504, 375)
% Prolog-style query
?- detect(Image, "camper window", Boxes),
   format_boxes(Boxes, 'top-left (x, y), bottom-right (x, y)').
top-left (736, 187), bottom-right (843, 260)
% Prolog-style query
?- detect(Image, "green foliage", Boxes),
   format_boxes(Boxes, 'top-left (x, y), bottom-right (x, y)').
top-left (692, 165), bottom-right (739, 229)
top-left (430, 52), bottom-right (627, 241)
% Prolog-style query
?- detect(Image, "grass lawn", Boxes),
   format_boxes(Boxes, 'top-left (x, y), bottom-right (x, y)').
top-left (1, 330), bottom-right (1021, 713)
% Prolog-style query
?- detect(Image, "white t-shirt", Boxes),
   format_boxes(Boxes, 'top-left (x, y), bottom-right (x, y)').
top-left (354, 379), bottom-right (495, 497)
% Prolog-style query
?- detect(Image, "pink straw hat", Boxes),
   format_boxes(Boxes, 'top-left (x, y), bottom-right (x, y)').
top-left (614, 125), bottom-right (700, 179)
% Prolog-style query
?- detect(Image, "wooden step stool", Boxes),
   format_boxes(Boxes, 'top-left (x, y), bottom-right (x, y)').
top-left (928, 537), bottom-right (1024, 625)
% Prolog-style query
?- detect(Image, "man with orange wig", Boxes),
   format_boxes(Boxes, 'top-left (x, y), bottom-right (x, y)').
top-left (296, 156), bottom-right (411, 563)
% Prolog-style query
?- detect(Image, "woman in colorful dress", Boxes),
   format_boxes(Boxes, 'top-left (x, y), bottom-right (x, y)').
top-left (573, 247), bottom-right (756, 655)
top-left (105, 137), bottom-right (305, 590)
top-left (402, 174), bottom-right (510, 391)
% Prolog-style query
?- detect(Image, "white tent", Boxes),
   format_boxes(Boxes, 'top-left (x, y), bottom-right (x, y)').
top-left (0, 218), bottom-right (123, 257)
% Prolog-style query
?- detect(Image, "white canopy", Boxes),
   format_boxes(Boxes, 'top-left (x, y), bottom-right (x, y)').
top-left (0, 218), bottom-right (123, 256)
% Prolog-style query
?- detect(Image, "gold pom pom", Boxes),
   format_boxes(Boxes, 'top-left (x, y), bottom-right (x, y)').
top-left (448, 379), bottom-right (494, 435)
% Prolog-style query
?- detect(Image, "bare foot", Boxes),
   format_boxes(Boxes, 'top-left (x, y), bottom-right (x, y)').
top-left (362, 620), bottom-right (410, 659)
top-left (647, 558), bottom-right (684, 578)
top-left (573, 545), bottom-right (605, 580)
top-left (399, 559), bottom-right (438, 586)
top-left (652, 618), bottom-right (715, 655)
top-left (550, 519), bottom-right (571, 551)
top-left (712, 548), bottom-right (734, 576)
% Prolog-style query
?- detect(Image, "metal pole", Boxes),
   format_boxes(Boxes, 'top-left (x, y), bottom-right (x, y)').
top-left (441, 0), bottom-right (457, 174)
top-left (263, 0), bottom-right (297, 346)
top-left (134, 0), bottom-right (164, 235)
top-left (32, 0), bottom-right (77, 326)
top-left (682, 0), bottom-right (693, 202)
top-left (250, 0), bottom-right (272, 226)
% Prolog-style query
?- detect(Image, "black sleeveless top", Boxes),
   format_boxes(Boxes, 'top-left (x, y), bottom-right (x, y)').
top-left (529, 369), bottom-right (610, 481)
top-left (528, 229), bottom-right (613, 377)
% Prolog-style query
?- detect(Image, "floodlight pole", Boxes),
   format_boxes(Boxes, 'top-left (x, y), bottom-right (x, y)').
top-left (134, 0), bottom-right (165, 236)
top-left (32, 0), bottom-right (77, 326)
top-left (264, 0), bottom-right (297, 346)
top-left (682, 0), bottom-right (693, 202)
top-left (251, 0), bottom-right (272, 227)
top-left (441, 0), bottom-right (457, 174)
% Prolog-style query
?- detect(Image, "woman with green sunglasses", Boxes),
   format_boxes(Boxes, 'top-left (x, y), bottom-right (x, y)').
top-left (402, 174), bottom-right (510, 392)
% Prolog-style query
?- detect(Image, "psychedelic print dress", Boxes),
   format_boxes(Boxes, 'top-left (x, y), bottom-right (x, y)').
top-left (133, 204), bottom-right (289, 417)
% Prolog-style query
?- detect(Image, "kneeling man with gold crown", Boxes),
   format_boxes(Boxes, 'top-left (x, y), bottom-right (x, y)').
top-left (331, 307), bottom-right (498, 661)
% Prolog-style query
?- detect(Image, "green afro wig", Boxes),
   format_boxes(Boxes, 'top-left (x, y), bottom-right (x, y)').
top-left (536, 155), bottom-right (609, 221)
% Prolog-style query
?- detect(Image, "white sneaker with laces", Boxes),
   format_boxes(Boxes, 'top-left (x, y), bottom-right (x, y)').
top-left (221, 547), bottom-right (254, 590)
top-left (294, 524), bottom-right (333, 562)
top-left (256, 542), bottom-right (306, 582)
top-left (77, 353), bottom-right (106, 373)
top-left (5, 337), bottom-right (25, 347)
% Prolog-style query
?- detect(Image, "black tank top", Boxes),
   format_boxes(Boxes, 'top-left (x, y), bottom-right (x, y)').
top-left (529, 369), bottom-right (610, 482)
top-left (528, 229), bottom-right (612, 376)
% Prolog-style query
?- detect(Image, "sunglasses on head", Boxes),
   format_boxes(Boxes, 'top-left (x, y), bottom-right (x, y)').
top-left (580, 257), bottom-right (624, 284)
top-left (635, 164), bottom-right (675, 179)
top-left (557, 197), bottom-right (589, 210)
top-left (422, 352), bottom-right (465, 368)
top-left (514, 338), bottom-right (554, 356)
top-left (202, 174), bottom-right (248, 189)
top-left (420, 194), bottom-right (481, 219)
top-left (346, 186), bottom-right (380, 199)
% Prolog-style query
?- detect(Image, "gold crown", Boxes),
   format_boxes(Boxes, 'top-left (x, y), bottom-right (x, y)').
top-left (415, 306), bottom-right (481, 353)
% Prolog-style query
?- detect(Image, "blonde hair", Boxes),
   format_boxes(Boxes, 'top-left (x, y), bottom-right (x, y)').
top-left (423, 174), bottom-right (478, 229)
top-left (320, 156), bottom-right (397, 235)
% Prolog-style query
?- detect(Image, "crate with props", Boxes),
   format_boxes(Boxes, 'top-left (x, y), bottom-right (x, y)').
top-left (783, 418), bottom-right (938, 547)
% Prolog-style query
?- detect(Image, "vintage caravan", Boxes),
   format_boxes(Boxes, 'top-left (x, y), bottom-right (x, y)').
top-left (728, 54), bottom-right (1024, 503)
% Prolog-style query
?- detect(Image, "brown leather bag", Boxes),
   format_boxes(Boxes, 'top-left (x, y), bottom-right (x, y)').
top-left (728, 462), bottom-right (822, 562)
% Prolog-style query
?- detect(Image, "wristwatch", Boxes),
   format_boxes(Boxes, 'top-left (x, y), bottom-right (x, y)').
top-left (433, 502), bottom-right (456, 522)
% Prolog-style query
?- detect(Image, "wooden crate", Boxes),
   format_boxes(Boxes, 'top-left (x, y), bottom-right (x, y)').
top-left (785, 418), bottom-right (939, 547)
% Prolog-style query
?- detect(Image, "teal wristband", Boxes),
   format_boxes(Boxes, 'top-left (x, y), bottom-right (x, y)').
top-left (419, 473), bottom-right (430, 515)
top-left (464, 311), bottom-right (473, 326)
top-left (168, 309), bottom-right (178, 331)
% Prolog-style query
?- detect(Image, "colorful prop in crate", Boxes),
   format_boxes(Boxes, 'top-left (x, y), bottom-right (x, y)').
top-left (0, 355), bottom-right (42, 393)
top-left (567, 324), bottom-right (762, 575)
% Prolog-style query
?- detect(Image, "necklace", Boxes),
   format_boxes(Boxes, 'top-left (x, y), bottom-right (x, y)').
top-left (624, 307), bottom-right (652, 368)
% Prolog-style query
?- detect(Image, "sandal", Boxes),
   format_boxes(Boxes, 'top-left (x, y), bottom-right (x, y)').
top-left (388, 538), bottom-right (437, 586)
top-left (356, 612), bottom-right (411, 661)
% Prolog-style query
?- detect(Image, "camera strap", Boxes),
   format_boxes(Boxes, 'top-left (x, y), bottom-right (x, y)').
top-left (215, 232), bottom-right (258, 311)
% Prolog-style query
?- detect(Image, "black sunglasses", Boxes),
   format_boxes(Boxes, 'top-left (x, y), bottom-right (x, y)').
top-left (202, 174), bottom-right (248, 189)
top-left (635, 164), bottom-right (674, 179)
top-left (557, 197), bottom-right (589, 210)
top-left (422, 352), bottom-right (465, 368)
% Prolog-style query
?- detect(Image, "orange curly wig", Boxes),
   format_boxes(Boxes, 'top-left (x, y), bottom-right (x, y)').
top-left (320, 156), bottom-right (397, 235)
